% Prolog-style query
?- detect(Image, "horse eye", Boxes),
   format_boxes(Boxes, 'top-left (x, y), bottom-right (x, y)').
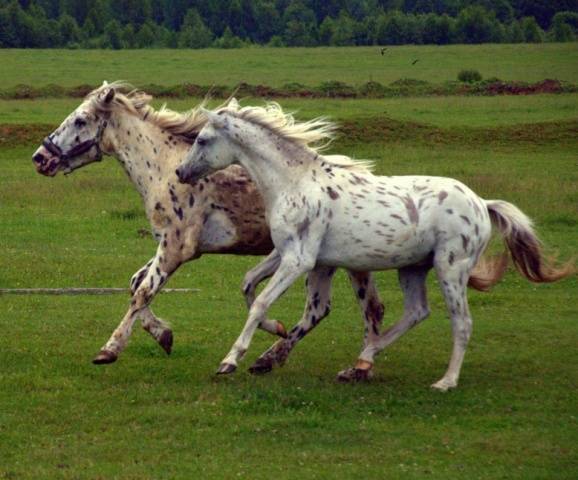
top-left (74, 118), bottom-right (87, 128)
top-left (197, 138), bottom-right (207, 146)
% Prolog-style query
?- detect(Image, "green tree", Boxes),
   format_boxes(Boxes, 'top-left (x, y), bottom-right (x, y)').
top-left (252, 0), bottom-right (281, 43)
top-left (330, 12), bottom-right (356, 45)
top-left (178, 8), bottom-right (213, 48)
top-left (521, 16), bottom-right (544, 43)
top-left (85, 0), bottom-right (111, 34)
top-left (282, 0), bottom-right (318, 46)
top-left (59, 13), bottom-right (81, 45)
top-left (507, 20), bottom-right (524, 43)
top-left (135, 21), bottom-right (156, 48)
top-left (455, 6), bottom-right (496, 44)
top-left (422, 13), bottom-right (452, 44)
top-left (318, 16), bottom-right (335, 45)
top-left (375, 11), bottom-right (411, 45)
top-left (103, 19), bottom-right (123, 49)
top-left (213, 26), bottom-right (245, 48)
top-left (121, 23), bottom-right (135, 48)
top-left (550, 12), bottom-right (578, 42)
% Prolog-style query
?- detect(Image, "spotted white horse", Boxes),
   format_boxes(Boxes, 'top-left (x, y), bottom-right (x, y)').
top-left (32, 82), bottom-right (385, 375)
top-left (176, 102), bottom-right (574, 390)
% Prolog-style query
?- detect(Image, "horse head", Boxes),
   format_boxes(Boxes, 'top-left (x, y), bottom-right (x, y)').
top-left (32, 82), bottom-right (115, 176)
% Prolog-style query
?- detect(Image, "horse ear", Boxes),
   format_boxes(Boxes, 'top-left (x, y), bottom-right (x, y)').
top-left (104, 88), bottom-right (115, 104)
top-left (201, 108), bottom-right (226, 128)
top-left (227, 97), bottom-right (240, 110)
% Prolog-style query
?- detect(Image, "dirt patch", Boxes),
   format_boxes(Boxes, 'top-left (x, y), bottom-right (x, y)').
top-left (337, 117), bottom-right (578, 148)
top-left (480, 79), bottom-right (567, 96)
top-left (2, 118), bottom-right (577, 150)
top-left (0, 79), bottom-right (576, 100)
top-left (0, 124), bottom-right (54, 148)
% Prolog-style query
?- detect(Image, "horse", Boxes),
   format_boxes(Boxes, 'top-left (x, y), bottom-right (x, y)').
top-left (175, 102), bottom-right (574, 390)
top-left (31, 82), bottom-right (386, 377)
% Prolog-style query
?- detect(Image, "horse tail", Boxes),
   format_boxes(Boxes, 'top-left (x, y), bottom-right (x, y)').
top-left (484, 199), bottom-right (575, 283)
top-left (468, 253), bottom-right (509, 292)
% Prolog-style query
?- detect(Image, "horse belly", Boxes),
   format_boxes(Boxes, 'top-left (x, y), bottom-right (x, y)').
top-left (317, 221), bottom-right (435, 271)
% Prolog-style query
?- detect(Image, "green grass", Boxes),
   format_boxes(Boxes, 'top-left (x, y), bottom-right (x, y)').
top-left (1, 93), bottom-right (577, 128)
top-left (1, 44), bottom-right (578, 89)
top-left (1, 52), bottom-right (578, 478)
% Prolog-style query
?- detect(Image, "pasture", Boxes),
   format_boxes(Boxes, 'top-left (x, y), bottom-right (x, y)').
top-left (1, 45), bottom-right (577, 479)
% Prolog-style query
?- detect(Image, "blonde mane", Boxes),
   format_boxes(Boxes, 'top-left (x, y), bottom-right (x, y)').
top-left (87, 81), bottom-right (207, 143)
top-left (217, 102), bottom-right (373, 173)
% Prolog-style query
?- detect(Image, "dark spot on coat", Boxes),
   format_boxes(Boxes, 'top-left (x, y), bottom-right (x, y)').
top-left (438, 191), bottom-right (448, 204)
top-left (326, 186), bottom-right (339, 200)
top-left (461, 234), bottom-right (470, 251)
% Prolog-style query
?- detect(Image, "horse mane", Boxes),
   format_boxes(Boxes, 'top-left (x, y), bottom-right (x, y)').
top-left (86, 81), bottom-right (206, 143)
top-left (218, 101), bottom-right (373, 173)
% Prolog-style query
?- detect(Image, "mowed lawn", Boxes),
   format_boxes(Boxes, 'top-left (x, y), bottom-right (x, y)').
top-left (1, 87), bottom-right (577, 477)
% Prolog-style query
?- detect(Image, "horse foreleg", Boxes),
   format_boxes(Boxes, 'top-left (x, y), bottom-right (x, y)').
top-left (92, 242), bottom-right (185, 365)
top-left (241, 250), bottom-right (288, 338)
top-left (140, 307), bottom-right (173, 355)
top-left (217, 255), bottom-right (311, 374)
top-left (241, 250), bottom-right (280, 308)
top-left (248, 266), bottom-right (336, 375)
top-left (129, 260), bottom-right (174, 354)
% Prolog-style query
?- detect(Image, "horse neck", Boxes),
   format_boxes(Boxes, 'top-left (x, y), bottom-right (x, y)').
top-left (103, 109), bottom-right (190, 198)
top-left (232, 122), bottom-right (312, 205)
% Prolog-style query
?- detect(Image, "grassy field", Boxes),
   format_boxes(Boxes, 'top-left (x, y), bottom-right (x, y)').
top-left (2, 94), bottom-right (578, 127)
top-left (1, 46), bottom-right (577, 479)
top-left (1, 44), bottom-right (578, 89)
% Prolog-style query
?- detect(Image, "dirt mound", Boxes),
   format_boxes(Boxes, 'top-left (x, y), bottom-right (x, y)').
top-left (0, 124), bottom-right (54, 148)
top-left (483, 79), bottom-right (566, 96)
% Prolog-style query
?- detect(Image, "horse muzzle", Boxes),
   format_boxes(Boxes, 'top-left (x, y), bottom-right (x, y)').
top-left (176, 161), bottom-right (211, 185)
top-left (32, 147), bottom-right (60, 177)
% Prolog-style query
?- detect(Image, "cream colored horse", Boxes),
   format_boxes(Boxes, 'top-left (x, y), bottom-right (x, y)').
top-left (32, 82), bottom-right (384, 376)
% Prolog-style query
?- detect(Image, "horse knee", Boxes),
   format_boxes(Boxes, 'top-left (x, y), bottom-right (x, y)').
top-left (241, 275), bottom-right (254, 298)
top-left (130, 267), bottom-right (149, 294)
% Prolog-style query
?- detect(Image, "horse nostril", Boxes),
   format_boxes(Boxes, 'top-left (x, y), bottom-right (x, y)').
top-left (175, 167), bottom-right (182, 179)
top-left (33, 152), bottom-right (46, 165)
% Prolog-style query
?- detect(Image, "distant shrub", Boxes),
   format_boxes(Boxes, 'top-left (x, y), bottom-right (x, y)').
top-left (317, 81), bottom-right (357, 97)
top-left (389, 78), bottom-right (430, 88)
top-left (458, 69), bottom-right (482, 83)
top-left (358, 81), bottom-right (387, 97)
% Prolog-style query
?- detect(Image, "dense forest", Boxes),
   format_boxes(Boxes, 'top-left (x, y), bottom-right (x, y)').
top-left (1, 0), bottom-right (577, 48)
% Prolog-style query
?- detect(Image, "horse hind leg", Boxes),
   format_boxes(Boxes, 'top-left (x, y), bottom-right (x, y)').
top-left (337, 264), bottom-right (430, 383)
top-left (431, 249), bottom-right (476, 391)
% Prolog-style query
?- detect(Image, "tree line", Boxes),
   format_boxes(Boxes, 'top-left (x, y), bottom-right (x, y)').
top-left (1, 0), bottom-right (577, 48)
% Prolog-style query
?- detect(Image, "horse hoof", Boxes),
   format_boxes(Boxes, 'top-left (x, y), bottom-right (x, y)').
top-left (430, 379), bottom-right (457, 392)
top-left (336, 367), bottom-right (373, 383)
top-left (216, 363), bottom-right (237, 375)
top-left (159, 329), bottom-right (173, 355)
top-left (92, 350), bottom-right (118, 365)
top-left (248, 357), bottom-right (274, 375)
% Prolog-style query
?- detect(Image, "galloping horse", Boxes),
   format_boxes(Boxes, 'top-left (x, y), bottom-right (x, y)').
top-left (32, 82), bottom-right (385, 376)
top-left (176, 102), bottom-right (574, 389)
